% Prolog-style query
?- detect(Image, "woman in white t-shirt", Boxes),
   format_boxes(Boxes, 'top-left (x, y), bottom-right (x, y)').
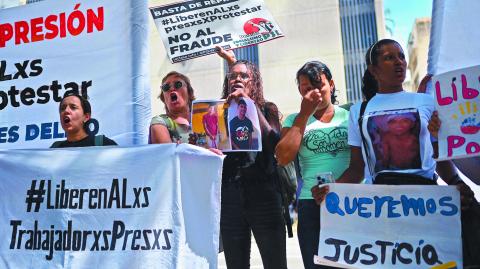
top-left (312, 38), bottom-right (474, 208)
top-left (311, 38), bottom-right (478, 267)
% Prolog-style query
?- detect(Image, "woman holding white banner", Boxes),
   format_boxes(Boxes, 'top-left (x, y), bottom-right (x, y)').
top-left (51, 93), bottom-right (117, 147)
top-left (311, 39), bottom-right (478, 267)
top-left (275, 61), bottom-right (349, 269)
top-left (218, 49), bottom-right (287, 269)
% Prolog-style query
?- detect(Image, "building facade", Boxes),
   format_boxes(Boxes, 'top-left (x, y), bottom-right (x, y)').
top-left (407, 17), bottom-right (431, 91)
top-left (0, 0), bottom-right (23, 8)
top-left (339, 0), bottom-right (385, 103)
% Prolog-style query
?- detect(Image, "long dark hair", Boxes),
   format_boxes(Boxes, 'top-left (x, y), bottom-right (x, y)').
top-left (221, 60), bottom-right (265, 107)
top-left (362, 39), bottom-right (402, 101)
top-left (295, 60), bottom-right (337, 104)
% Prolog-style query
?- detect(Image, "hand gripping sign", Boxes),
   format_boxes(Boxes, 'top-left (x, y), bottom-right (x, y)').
top-left (150, 0), bottom-right (284, 63)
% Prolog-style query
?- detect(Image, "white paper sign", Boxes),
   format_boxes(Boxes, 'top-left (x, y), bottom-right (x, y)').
top-left (0, 144), bottom-right (223, 268)
top-left (316, 184), bottom-right (462, 269)
top-left (0, 0), bottom-right (150, 149)
top-left (150, 0), bottom-right (284, 63)
top-left (432, 65), bottom-right (480, 161)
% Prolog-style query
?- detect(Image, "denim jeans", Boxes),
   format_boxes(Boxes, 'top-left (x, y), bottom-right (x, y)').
top-left (221, 180), bottom-right (287, 269)
top-left (297, 199), bottom-right (335, 269)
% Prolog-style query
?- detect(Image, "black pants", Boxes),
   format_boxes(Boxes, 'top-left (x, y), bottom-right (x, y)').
top-left (297, 199), bottom-right (336, 269)
top-left (221, 179), bottom-right (287, 269)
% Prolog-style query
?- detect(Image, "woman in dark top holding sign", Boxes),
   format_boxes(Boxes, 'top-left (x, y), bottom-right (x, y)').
top-left (51, 93), bottom-right (117, 148)
top-left (218, 48), bottom-right (287, 269)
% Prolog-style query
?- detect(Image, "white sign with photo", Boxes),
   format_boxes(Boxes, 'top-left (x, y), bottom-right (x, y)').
top-left (227, 98), bottom-right (262, 151)
top-left (191, 98), bottom-right (262, 152)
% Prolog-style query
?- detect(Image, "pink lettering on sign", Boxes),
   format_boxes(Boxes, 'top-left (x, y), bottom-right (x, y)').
top-left (447, 135), bottom-right (465, 157)
top-left (436, 75), bottom-right (479, 106)
top-left (462, 74), bottom-right (479, 100)
top-left (436, 79), bottom-right (454, 106)
top-left (447, 135), bottom-right (480, 157)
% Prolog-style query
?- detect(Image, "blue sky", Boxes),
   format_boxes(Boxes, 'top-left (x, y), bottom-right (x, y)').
top-left (383, 0), bottom-right (433, 49)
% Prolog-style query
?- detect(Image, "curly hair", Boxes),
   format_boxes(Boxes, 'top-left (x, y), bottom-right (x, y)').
top-left (159, 71), bottom-right (196, 113)
top-left (221, 60), bottom-right (265, 107)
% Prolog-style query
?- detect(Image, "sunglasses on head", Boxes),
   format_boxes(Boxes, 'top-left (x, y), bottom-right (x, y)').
top-left (161, 81), bottom-right (183, 92)
top-left (227, 72), bottom-right (250, 81)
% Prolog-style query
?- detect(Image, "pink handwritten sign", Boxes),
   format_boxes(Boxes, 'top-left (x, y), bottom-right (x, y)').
top-left (433, 65), bottom-right (480, 160)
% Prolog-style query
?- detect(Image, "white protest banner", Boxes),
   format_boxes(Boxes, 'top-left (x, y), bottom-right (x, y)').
top-left (0, 0), bottom-right (150, 149)
top-left (432, 65), bottom-right (480, 161)
top-left (150, 0), bottom-right (284, 63)
top-left (0, 144), bottom-right (223, 268)
top-left (315, 184), bottom-right (462, 269)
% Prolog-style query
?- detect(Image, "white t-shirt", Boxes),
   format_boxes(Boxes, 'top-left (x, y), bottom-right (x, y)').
top-left (348, 91), bottom-right (436, 181)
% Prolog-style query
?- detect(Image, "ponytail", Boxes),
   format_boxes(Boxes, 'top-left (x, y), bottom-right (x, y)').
top-left (361, 69), bottom-right (378, 101)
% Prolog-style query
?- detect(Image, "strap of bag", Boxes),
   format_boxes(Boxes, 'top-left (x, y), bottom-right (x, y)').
top-left (284, 204), bottom-right (293, 238)
top-left (156, 114), bottom-right (180, 142)
top-left (358, 101), bottom-right (375, 176)
top-left (264, 103), bottom-right (294, 238)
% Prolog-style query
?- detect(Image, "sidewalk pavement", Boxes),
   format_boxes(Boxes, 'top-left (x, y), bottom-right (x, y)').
top-left (218, 222), bottom-right (304, 268)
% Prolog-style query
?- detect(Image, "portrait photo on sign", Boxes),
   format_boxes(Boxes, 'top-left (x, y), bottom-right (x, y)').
top-left (227, 98), bottom-right (261, 151)
top-left (366, 109), bottom-right (421, 172)
top-left (191, 100), bottom-right (231, 150)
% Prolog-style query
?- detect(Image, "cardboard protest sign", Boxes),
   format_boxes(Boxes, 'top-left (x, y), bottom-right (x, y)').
top-left (428, 0), bottom-right (480, 181)
top-left (432, 65), bottom-right (480, 161)
top-left (150, 0), bottom-right (283, 63)
top-left (315, 184), bottom-right (462, 269)
top-left (191, 100), bottom-right (231, 150)
top-left (0, 144), bottom-right (223, 268)
top-left (191, 98), bottom-right (261, 151)
top-left (0, 0), bottom-right (150, 149)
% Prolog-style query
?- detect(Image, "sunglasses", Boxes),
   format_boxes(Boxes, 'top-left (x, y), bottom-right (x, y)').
top-left (227, 72), bottom-right (250, 81)
top-left (161, 81), bottom-right (184, 92)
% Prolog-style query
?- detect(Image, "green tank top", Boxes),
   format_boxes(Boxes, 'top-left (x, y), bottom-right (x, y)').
top-left (150, 114), bottom-right (191, 144)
